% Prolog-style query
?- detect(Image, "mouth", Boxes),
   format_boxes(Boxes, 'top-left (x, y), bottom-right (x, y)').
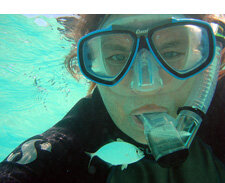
top-left (130, 104), bottom-right (168, 115)
top-left (132, 115), bottom-right (145, 130)
top-left (130, 104), bottom-right (168, 129)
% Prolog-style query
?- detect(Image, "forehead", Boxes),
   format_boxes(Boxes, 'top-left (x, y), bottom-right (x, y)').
top-left (101, 14), bottom-right (186, 29)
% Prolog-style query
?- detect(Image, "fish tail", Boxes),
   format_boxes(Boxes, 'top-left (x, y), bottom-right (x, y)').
top-left (84, 151), bottom-right (95, 168)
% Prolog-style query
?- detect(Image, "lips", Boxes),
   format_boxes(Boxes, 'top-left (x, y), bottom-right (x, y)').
top-left (132, 115), bottom-right (145, 129)
top-left (130, 104), bottom-right (168, 116)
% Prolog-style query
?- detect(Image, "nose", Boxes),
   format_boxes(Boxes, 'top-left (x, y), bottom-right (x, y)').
top-left (130, 48), bottom-right (163, 92)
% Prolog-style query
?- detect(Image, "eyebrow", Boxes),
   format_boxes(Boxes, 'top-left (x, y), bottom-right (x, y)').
top-left (159, 41), bottom-right (183, 50)
top-left (102, 43), bottom-right (130, 51)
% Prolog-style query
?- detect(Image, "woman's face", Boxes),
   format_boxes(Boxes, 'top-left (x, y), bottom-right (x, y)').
top-left (97, 14), bottom-right (200, 144)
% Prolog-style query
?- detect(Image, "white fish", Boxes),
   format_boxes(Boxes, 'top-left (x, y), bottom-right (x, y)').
top-left (85, 140), bottom-right (144, 170)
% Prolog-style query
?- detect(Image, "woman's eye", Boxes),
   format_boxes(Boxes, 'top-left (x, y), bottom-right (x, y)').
top-left (162, 51), bottom-right (182, 59)
top-left (106, 54), bottom-right (127, 64)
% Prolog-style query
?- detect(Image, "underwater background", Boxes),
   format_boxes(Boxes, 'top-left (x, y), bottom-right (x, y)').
top-left (0, 14), bottom-right (88, 161)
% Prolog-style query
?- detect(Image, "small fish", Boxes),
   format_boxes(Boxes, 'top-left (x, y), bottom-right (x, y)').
top-left (85, 140), bottom-right (144, 170)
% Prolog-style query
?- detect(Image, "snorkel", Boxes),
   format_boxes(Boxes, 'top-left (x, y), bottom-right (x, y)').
top-left (135, 44), bottom-right (222, 167)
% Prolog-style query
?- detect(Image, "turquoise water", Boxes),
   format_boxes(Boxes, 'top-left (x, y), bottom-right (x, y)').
top-left (0, 14), bottom-right (88, 161)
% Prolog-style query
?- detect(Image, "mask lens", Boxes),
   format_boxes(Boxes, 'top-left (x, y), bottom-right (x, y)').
top-left (152, 24), bottom-right (210, 74)
top-left (82, 32), bottom-right (135, 81)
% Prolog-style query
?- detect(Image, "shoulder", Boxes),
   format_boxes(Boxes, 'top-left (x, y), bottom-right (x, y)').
top-left (0, 93), bottom-right (111, 183)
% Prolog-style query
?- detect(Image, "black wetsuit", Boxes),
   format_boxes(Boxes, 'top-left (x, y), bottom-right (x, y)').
top-left (0, 77), bottom-right (225, 183)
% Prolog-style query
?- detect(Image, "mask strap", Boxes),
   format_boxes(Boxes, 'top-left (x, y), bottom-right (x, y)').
top-left (210, 21), bottom-right (225, 48)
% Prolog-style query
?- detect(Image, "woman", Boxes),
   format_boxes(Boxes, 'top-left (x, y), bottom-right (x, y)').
top-left (0, 14), bottom-right (225, 183)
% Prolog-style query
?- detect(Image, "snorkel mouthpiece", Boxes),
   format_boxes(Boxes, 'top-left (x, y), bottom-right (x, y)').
top-left (137, 112), bottom-right (192, 167)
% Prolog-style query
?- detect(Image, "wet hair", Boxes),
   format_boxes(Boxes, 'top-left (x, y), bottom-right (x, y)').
top-left (63, 14), bottom-right (225, 94)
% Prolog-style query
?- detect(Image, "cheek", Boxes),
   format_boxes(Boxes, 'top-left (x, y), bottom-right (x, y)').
top-left (158, 69), bottom-right (186, 93)
top-left (159, 69), bottom-right (173, 84)
top-left (173, 77), bottom-right (195, 105)
top-left (98, 86), bottom-right (128, 124)
top-left (101, 72), bottom-right (135, 96)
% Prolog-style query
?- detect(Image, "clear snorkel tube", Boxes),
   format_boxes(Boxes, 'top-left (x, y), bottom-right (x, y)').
top-left (135, 44), bottom-right (222, 167)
